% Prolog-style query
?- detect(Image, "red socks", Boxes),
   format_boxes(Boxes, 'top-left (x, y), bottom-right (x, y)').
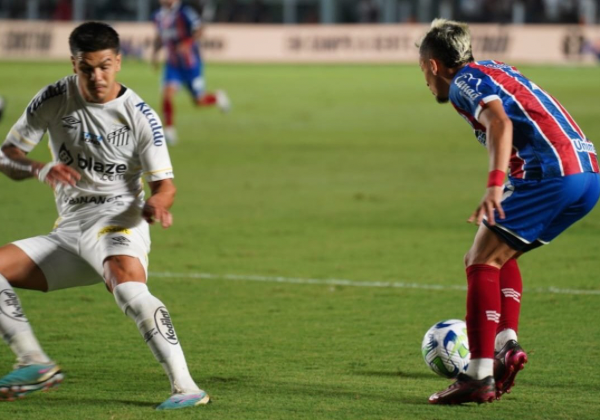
top-left (163, 97), bottom-right (173, 127)
top-left (465, 264), bottom-right (501, 359)
top-left (197, 93), bottom-right (217, 106)
top-left (498, 258), bottom-right (522, 334)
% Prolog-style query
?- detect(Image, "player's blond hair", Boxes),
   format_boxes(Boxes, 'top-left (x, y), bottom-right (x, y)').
top-left (417, 18), bottom-right (474, 68)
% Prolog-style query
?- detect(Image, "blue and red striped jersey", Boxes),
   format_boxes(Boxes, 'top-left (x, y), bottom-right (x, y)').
top-left (450, 60), bottom-right (598, 179)
top-left (153, 3), bottom-right (202, 69)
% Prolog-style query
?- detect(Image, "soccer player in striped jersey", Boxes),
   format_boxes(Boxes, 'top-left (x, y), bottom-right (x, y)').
top-left (152, 0), bottom-right (230, 145)
top-left (418, 19), bottom-right (600, 405)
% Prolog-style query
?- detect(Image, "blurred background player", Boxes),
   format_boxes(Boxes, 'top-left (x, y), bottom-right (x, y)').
top-left (0, 21), bottom-right (209, 410)
top-left (417, 19), bottom-right (600, 405)
top-left (152, 0), bottom-right (230, 145)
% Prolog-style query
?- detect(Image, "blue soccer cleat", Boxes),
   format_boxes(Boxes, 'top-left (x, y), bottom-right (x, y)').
top-left (155, 391), bottom-right (211, 410)
top-left (0, 364), bottom-right (64, 401)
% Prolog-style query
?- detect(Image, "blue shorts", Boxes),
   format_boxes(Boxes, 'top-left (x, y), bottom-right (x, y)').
top-left (163, 61), bottom-right (205, 99)
top-left (484, 172), bottom-right (600, 252)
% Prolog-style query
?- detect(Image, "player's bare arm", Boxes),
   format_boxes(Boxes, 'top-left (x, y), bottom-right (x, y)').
top-left (143, 178), bottom-right (176, 228)
top-left (0, 144), bottom-right (80, 186)
top-left (468, 100), bottom-right (513, 226)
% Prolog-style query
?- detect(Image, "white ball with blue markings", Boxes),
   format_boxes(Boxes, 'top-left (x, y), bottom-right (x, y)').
top-left (421, 319), bottom-right (470, 379)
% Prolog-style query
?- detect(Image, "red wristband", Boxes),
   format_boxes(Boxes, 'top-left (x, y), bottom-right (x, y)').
top-left (487, 170), bottom-right (506, 187)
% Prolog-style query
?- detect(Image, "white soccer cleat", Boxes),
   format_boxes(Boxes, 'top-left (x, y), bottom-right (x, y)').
top-left (164, 126), bottom-right (178, 146)
top-left (215, 90), bottom-right (231, 113)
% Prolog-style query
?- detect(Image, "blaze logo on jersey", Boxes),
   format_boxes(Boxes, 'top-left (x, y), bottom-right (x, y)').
top-left (107, 126), bottom-right (131, 147)
top-left (58, 143), bottom-right (74, 165)
top-left (77, 154), bottom-right (127, 176)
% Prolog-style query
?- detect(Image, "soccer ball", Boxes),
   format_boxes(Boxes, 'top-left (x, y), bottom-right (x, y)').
top-left (421, 319), bottom-right (470, 378)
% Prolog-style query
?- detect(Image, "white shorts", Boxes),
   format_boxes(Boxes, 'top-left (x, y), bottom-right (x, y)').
top-left (13, 208), bottom-right (150, 291)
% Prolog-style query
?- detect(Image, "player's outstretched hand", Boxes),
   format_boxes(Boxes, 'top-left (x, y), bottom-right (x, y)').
top-left (142, 201), bottom-right (173, 228)
top-left (37, 162), bottom-right (81, 189)
top-left (468, 186), bottom-right (505, 226)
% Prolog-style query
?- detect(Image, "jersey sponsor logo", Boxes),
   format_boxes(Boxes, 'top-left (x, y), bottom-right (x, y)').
top-left (107, 126), bottom-right (130, 147)
top-left (82, 131), bottom-right (104, 147)
top-left (135, 102), bottom-right (165, 146)
top-left (63, 194), bottom-right (123, 206)
top-left (58, 143), bottom-right (74, 165)
top-left (77, 154), bottom-right (127, 177)
top-left (154, 306), bottom-right (178, 345)
top-left (454, 73), bottom-right (482, 102)
top-left (97, 225), bottom-right (131, 239)
top-left (62, 116), bottom-right (81, 129)
top-left (572, 139), bottom-right (596, 154)
top-left (27, 81), bottom-right (67, 114)
top-left (0, 290), bottom-right (28, 322)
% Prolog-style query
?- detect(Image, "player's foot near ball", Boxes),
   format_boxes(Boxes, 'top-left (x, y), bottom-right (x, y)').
top-left (494, 339), bottom-right (527, 399)
top-left (0, 363), bottom-right (64, 401)
top-left (155, 390), bottom-right (211, 410)
top-left (428, 373), bottom-right (496, 405)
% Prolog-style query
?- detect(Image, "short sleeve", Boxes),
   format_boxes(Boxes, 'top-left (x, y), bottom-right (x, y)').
top-left (135, 102), bottom-right (174, 182)
top-left (3, 82), bottom-right (66, 152)
top-left (450, 70), bottom-right (500, 122)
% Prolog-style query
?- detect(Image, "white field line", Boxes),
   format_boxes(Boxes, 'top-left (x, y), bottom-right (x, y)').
top-left (150, 271), bottom-right (600, 296)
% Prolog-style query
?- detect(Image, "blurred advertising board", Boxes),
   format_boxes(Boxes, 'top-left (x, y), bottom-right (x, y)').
top-left (0, 20), bottom-right (599, 64)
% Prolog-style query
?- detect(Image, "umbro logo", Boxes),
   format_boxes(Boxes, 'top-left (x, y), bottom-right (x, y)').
top-left (62, 116), bottom-right (81, 129)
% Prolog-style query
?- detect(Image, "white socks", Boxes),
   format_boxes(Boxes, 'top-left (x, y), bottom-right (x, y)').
top-left (0, 274), bottom-right (51, 366)
top-left (495, 328), bottom-right (518, 352)
top-left (113, 281), bottom-right (200, 394)
top-left (466, 329), bottom-right (519, 380)
top-left (465, 358), bottom-right (494, 379)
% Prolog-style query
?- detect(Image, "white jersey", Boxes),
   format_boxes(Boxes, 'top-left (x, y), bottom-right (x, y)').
top-left (4, 75), bottom-right (173, 220)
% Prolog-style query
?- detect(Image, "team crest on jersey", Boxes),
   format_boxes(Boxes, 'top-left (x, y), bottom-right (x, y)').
top-left (107, 126), bottom-right (131, 147)
top-left (62, 116), bottom-right (81, 129)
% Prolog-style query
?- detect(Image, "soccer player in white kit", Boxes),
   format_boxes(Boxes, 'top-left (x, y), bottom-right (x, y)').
top-left (0, 22), bottom-right (209, 410)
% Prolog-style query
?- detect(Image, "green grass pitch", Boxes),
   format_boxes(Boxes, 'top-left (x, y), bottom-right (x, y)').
top-left (0, 60), bottom-right (599, 419)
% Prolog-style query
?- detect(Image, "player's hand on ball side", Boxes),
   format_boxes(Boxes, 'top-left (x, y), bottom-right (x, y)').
top-left (142, 203), bottom-right (173, 228)
top-left (468, 186), bottom-right (505, 226)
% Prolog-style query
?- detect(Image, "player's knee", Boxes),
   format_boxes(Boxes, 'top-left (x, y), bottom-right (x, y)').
top-left (113, 281), bottom-right (155, 317)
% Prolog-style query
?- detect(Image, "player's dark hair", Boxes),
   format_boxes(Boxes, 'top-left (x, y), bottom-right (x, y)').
top-left (418, 19), bottom-right (474, 68)
top-left (69, 22), bottom-right (120, 55)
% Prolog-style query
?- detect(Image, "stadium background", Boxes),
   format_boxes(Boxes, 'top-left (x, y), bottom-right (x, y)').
top-left (0, 1), bottom-right (599, 419)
